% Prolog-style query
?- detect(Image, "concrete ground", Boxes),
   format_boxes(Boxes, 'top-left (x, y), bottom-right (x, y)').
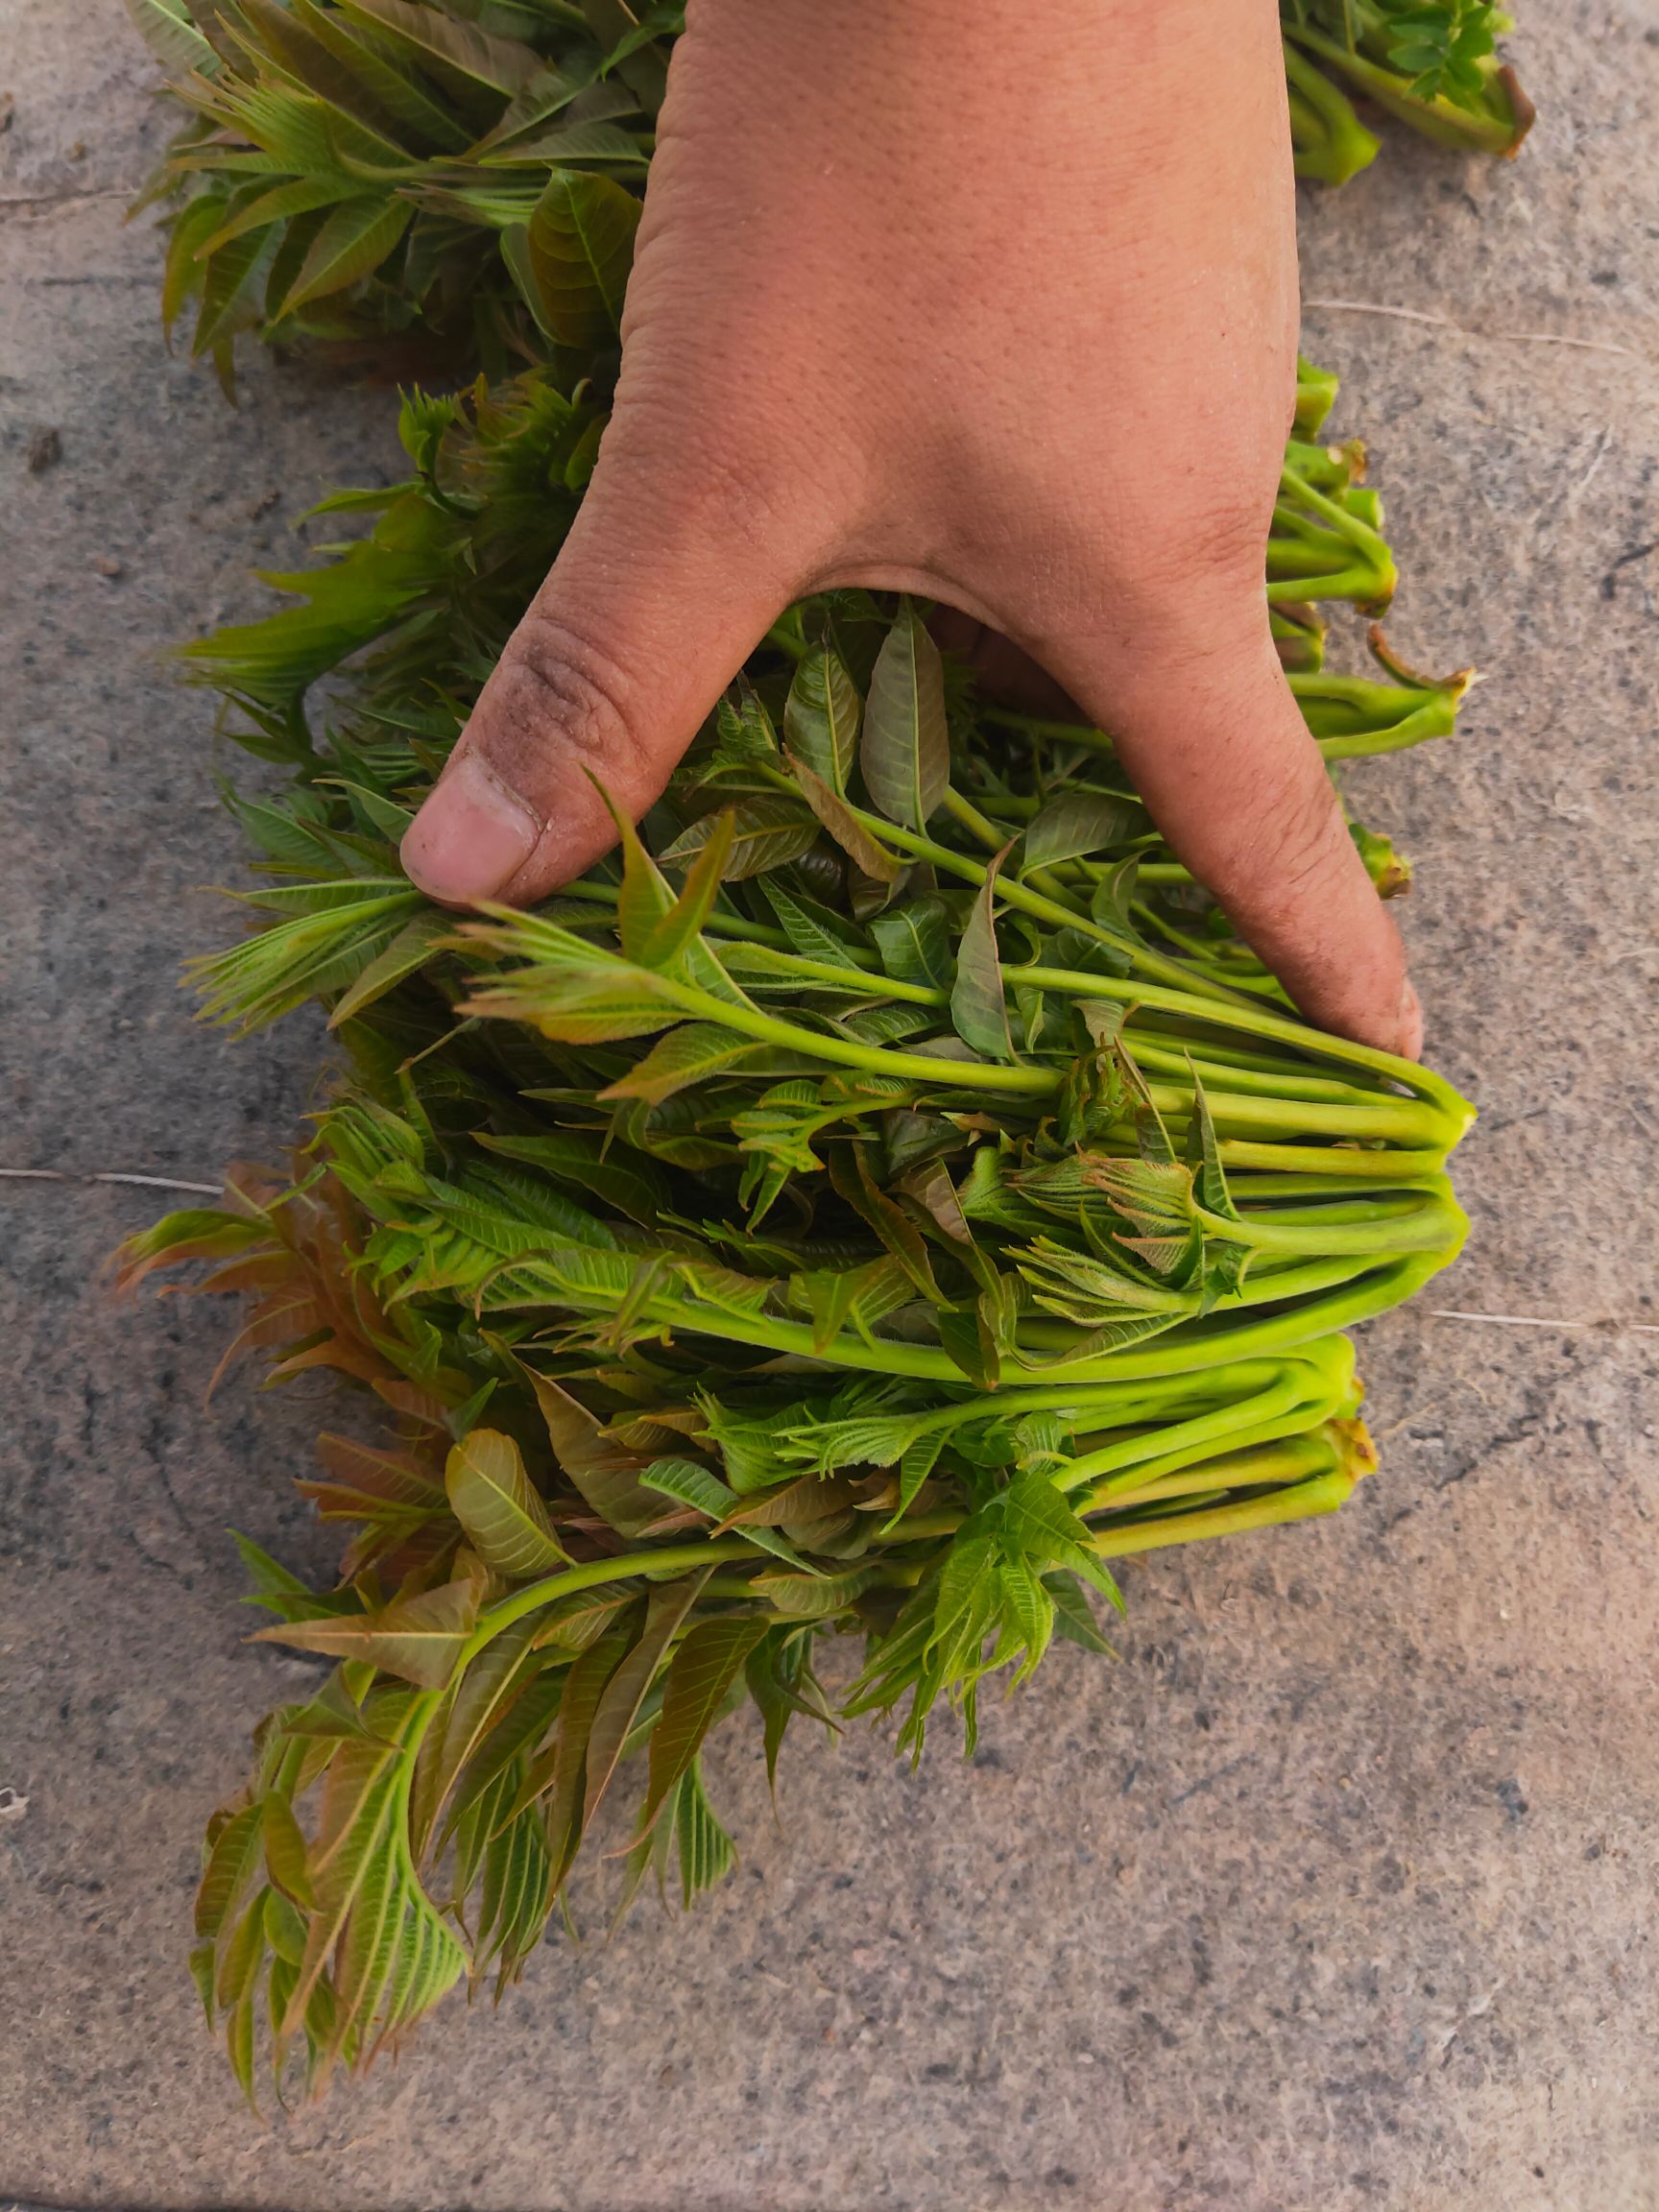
top-left (2, 3), bottom-right (1656, 2206)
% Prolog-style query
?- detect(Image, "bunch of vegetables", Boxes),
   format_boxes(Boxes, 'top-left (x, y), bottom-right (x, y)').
top-left (114, 0), bottom-right (1509, 2103)
top-left (128, 0), bottom-right (1529, 390)
top-left (1283, 0), bottom-right (1530, 180)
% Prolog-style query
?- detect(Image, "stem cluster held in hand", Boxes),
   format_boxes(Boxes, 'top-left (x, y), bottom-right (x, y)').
top-left (111, 0), bottom-right (1512, 2104)
top-left (123, 562), bottom-right (1473, 2099)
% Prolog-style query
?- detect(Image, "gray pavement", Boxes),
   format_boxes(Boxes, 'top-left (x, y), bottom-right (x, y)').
top-left (1, 3), bottom-right (1655, 2206)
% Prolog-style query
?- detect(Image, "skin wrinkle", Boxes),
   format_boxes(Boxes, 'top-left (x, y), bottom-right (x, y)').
top-left (401, 0), bottom-right (1413, 1055)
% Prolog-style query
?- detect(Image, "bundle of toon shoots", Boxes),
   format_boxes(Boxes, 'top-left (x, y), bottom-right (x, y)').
top-left (117, 0), bottom-right (1504, 2104)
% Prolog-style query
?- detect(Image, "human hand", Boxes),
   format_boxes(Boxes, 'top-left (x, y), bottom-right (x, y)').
top-left (401, 0), bottom-right (1421, 1058)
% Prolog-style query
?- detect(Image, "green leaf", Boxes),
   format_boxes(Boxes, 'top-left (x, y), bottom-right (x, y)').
top-left (996, 1555), bottom-right (1056, 1683)
top-left (286, 0), bottom-right (473, 153)
top-left (1000, 1469), bottom-right (1125, 1614)
top-left (478, 1128), bottom-right (669, 1227)
top-left (514, 1629), bottom-right (614, 1874)
top-left (200, 175), bottom-right (365, 263)
top-left (511, 167), bottom-right (640, 349)
top-left (860, 598), bottom-right (950, 830)
top-left (531, 1589), bottom-right (633, 1654)
top-left (491, 117), bottom-right (646, 168)
top-left (326, 907), bottom-right (452, 1026)
top-left (1021, 791), bottom-right (1140, 873)
top-left (264, 1885), bottom-right (307, 1968)
top-left (640, 1616), bottom-right (769, 1833)
top-left (796, 1256), bottom-right (911, 1354)
top-left (161, 194), bottom-right (229, 331)
top-left (466, 945), bottom-right (679, 1044)
top-left (470, 1793), bottom-right (555, 1986)
top-left (413, 1615), bottom-right (543, 1853)
top-left (640, 812), bottom-right (734, 964)
top-left (124, 0), bottom-right (219, 76)
top-left (445, 1429), bottom-right (569, 1581)
top-left (599, 1022), bottom-right (767, 1105)
top-left (196, 1802), bottom-right (265, 1941)
top-left (193, 224), bottom-right (279, 361)
top-left (950, 849), bottom-right (1016, 1062)
top-left (583, 1575), bottom-right (706, 1819)
top-left (870, 895), bottom-right (953, 992)
top-left (114, 1203), bottom-right (265, 1294)
top-left (671, 1757), bottom-right (735, 1907)
top-left (276, 1731), bottom-right (399, 2037)
top-left (637, 1457), bottom-right (810, 1566)
top-left (188, 1937), bottom-right (217, 2027)
top-left (1184, 1071), bottom-right (1241, 1223)
top-left (892, 1428), bottom-right (949, 1527)
top-left (784, 751), bottom-right (903, 883)
top-left (657, 798), bottom-right (818, 882)
top-left (744, 1627), bottom-right (833, 1793)
top-left (216, 1886), bottom-right (269, 2013)
top-left (636, 1455), bottom-right (734, 1521)
top-left (784, 645), bottom-right (862, 794)
top-left (754, 879), bottom-right (863, 972)
top-left (924, 1532), bottom-right (1000, 1682)
top-left (584, 0), bottom-right (674, 111)
top-left (263, 1791), bottom-right (317, 1911)
top-left (750, 1566), bottom-right (871, 1619)
top-left (1045, 1571), bottom-right (1115, 1654)
top-left (829, 1146), bottom-right (943, 1301)
top-left (523, 1369), bottom-right (674, 1538)
top-left (279, 1673), bottom-right (392, 1747)
top-left (332, 0), bottom-right (543, 96)
top-left (277, 196), bottom-right (413, 317)
top-left (254, 1580), bottom-right (479, 1689)
top-left (602, 789), bottom-right (675, 957)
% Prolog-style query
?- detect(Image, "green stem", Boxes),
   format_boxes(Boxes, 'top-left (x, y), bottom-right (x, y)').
top-left (1056, 1370), bottom-right (1322, 1493)
top-left (764, 611), bottom-right (809, 661)
top-left (1216, 1139), bottom-right (1453, 1183)
top-left (1267, 565), bottom-right (1392, 608)
top-left (943, 785), bottom-right (1080, 909)
top-left (1086, 1429), bottom-right (1344, 1514)
top-left (554, 878), bottom-right (796, 952)
top-left (1196, 1180), bottom-right (1461, 1257)
top-left (976, 701), bottom-right (1425, 767)
top-left (1028, 1248), bottom-right (1459, 1382)
top-left (462, 1541), bottom-right (759, 1667)
top-left (648, 952), bottom-right (1443, 1141)
top-left (639, 970), bottom-right (1056, 1095)
top-left (726, 947), bottom-right (940, 1004)
top-left (794, 782), bottom-right (1257, 1013)
top-left (1125, 1037), bottom-right (1387, 1106)
top-left (1081, 1407), bottom-right (1348, 1510)
top-left (1014, 964), bottom-right (1473, 1135)
top-left (940, 786), bottom-right (1006, 853)
top-left (511, 1244), bottom-right (1456, 1389)
top-left (1090, 1464), bottom-right (1357, 1560)
top-left (1279, 466), bottom-right (1396, 568)
top-left (1283, 22), bottom-right (1527, 157)
top-left (892, 1357), bottom-right (1306, 1440)
top-left (1313, 703), bottom-right (1460, 760)
top-left (1283, 37), bottom-right (1381, 184)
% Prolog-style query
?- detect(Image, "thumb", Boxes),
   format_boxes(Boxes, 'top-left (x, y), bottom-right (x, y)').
top-left (1045, 599), bottom-right (1421, 1058)
top-left (401, 438), bottom-right (784, 906)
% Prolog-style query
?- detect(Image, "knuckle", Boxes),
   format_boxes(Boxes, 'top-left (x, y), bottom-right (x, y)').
top-left (609, 383), bottom-right (799, 551)
top-left (1046, 491), bottom-right (1273, 661)
top-left (1137, 493), bottom-right (1271, 612)
top-left (1250, 772), bottom-right (1345, 918)
top-left (486, 608), bottom-right (655, 802)
top-left (1187, 492), bottom-right (1274, 590)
